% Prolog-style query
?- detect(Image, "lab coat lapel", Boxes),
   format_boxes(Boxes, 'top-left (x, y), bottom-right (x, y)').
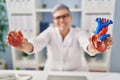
top-left (54, 27), bottom-right (73, 48)
top-left (62, 27), bottom-right (73, 61)
top-left (54, 27), bottom-right (63, 47)
top-left (63, 27), bottom-right (73, 48)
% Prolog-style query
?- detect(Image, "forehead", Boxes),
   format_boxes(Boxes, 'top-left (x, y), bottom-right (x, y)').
top-left (53, 9), bottom-right (70, 17)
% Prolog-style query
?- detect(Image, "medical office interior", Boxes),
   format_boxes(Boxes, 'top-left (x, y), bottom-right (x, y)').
top-left (0, 0), bottom-right (120, 73)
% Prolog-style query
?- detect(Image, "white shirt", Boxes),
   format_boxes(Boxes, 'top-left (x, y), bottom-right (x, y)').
top-left (29, 25), bottom-right (95, 71)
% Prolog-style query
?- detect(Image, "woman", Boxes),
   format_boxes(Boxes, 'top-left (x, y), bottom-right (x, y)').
top-left (7, 4), bottom-right (112, 71)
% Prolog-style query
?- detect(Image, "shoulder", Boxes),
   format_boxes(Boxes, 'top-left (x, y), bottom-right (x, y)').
top-left (41, 23), bottom-right (55, 34)
top-left (71, 27), bottom-right (89, 39)
top-left (47, 23), bottom-right (56, 31)
top-left (71, 27), bottom-right (86, 35)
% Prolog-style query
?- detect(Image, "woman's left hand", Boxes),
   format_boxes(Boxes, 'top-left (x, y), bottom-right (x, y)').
top-left (87, 36), bottom-right (113, 54)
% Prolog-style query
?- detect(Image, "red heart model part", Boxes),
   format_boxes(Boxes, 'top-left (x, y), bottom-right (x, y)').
top-left (91, 35), bottom-right (107, 52)
top-left (8, 31), bottom-right (24, 47)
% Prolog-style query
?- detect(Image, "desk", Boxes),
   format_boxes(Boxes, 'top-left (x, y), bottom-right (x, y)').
top-left (0, 70), bottom-right (120, 80)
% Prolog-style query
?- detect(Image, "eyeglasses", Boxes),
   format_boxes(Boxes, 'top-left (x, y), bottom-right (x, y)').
top-left (53, 13), bottom-right (70, 20)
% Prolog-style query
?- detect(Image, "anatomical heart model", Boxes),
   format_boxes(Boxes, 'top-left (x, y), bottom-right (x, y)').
top-left (8, 31), bottom-right (24, 47)
top-left (91, 18), bottom-right (113, 52)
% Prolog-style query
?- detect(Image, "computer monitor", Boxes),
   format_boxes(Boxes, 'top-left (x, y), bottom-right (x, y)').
top-left (47, 75), bottom-right (88, 80)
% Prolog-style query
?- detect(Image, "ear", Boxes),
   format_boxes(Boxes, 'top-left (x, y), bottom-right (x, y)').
top-left (70, 15), bottom-right (72, 20)
top-left (53, 18), bottom-right (56, 23)
top-left (69, 15), bottom-right (72, 21)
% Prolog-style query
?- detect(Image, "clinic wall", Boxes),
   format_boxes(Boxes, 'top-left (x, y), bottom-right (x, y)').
top-left (0, 47), bottom-right (13, 69)
top-left (110, 0), bottom-right (120, 72)
top-left (0, 2), bottom-right (13, 69)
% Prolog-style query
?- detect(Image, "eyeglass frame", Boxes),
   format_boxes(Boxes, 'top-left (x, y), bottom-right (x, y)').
top-left (53, 13), bottom-right (71, 20)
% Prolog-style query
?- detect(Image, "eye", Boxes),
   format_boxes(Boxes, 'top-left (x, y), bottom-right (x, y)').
top-left (56, 16), bottom-right (61, 20)
top-left (53, 13), bottom-right (70, 20)
top-left (62, 15), bottom-right (66, 18)
top-left (63, 14), bottom-right (70, 18)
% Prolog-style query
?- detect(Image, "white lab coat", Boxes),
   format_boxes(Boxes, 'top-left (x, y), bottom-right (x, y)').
top-left (29, 25), bottom-right (95, 71)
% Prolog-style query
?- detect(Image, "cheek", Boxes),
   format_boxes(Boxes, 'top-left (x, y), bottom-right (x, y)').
top-left (54, 20), bottom-right (59, 26)
top-left (65, 20), bottom-right (71, 26)
top-left (69, 17), bottom-right (72, 23)
top-left (68, 20), bottom-right (71, 23)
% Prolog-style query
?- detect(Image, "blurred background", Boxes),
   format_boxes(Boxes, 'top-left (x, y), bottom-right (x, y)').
top-left (0, 0), bottom-right (120, 72)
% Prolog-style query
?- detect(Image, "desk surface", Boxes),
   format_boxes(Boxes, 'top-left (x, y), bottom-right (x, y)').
top-left (0, 70), bottom-right (120, 80)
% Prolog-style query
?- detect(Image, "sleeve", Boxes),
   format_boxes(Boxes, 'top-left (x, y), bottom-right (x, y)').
top-left (77, 29), bottom-right (96, 56)
top-left (28, 27), bottom-right (51, 53)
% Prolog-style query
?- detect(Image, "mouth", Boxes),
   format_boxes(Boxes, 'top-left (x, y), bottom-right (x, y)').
top-left (60, 23), bottom-right (66, 27)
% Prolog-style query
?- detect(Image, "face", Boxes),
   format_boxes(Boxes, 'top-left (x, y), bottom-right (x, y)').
top-left (53, 9), bottom-right (72, 31)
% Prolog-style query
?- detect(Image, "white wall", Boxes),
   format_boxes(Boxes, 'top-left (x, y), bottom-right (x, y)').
top-left (110, 0), bottom-right (120, 72)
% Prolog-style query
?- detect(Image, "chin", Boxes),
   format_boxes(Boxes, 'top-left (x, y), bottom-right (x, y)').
top-left (58, 25), bottom-right (69, 30)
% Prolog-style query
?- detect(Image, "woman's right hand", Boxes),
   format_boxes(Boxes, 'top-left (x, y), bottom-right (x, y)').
top-left (6, 30), bottom-right (34, 53)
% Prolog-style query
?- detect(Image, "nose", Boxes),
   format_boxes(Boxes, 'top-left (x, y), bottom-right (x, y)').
top-left (59, 17), bottom-right (64, 22)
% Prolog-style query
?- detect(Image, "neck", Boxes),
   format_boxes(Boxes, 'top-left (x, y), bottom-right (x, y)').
top-left (60, 27), bottom-right (70, 40)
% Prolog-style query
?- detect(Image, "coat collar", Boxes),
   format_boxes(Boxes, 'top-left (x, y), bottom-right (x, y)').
top-left (55, 26), bottom-right (74, 47)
